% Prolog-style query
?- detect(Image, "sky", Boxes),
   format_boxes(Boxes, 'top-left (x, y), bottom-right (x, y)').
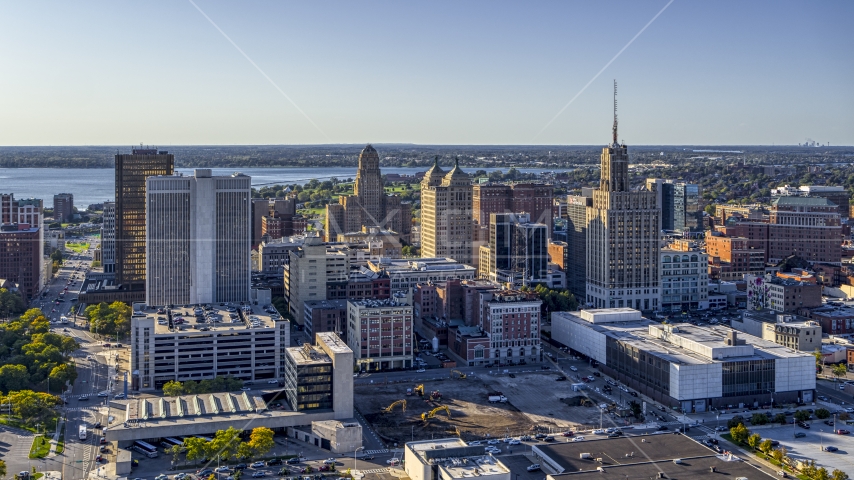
top-left (0, 0), bottom-right (852, 146)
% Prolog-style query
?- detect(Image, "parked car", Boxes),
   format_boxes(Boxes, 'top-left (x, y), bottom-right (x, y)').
top-left (267, 459), bottom-right (283, 466)
top-left (794, 432), bottom-right (806, 438)
top-left (323, 459), bottom-right (336, 465)
top-left (214, 467), bottom-right (231, 473)
top-left (416, 369), bottom-right (426, 373)
top-left (286, 458), bottom-right (301, 465)
top-left (561, 431), bottom-right (574, 437)
top-left (836, 429), bottom-right (851, 435)
top-left (824, 446), bottom-right (838, 452)
top-left (572, 436), bottom-right (585, 442)
top-left (569, 366), bottom-right (578, 372)
top-left (196, 470), bottom-right (213, 477)
top-left (234, 464), bottom-right (247, 470)
top-left (251, 471), bottom-right (267, 478)
top-left (251, 462), bottom-right (266, 468)
top-left (526, 464), bottom-right (541, 472)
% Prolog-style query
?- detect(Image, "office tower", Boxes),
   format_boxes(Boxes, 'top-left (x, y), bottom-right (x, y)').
top-left (513, 222), bottom-right (548, 286)
top-left (420, 158), bottom-right (473, 264)
top-left (472, 183), bottom-right (554, 236)
top-left (482, 213), bottom-right (547, 285)
top-left (0, 223), bottom-right (42, 300)
top-left (101, 201), bottom-right (116, 273)
top-left (347, 295), bottom-right (414, 372)
top-left (565, 193), bottom-right (592, 300)
top-left (767, 197), bottom-right (842, 264)
top-left (285, 236), bottom-right (349, 325)
top-left (645, 179), bottom-right (702, 232)
top-left (115, 148), bottom-right (175, 291)
top-left (145, 169), bottom-right (251, 306)
top-left (325, 145), bottom-right (410, 241)
top-left (53, 193), bottom-right (74, 222)
top-left (251, 198), bottom-right (269, 246)
top-left (586, 89), bottom-right (661, 310)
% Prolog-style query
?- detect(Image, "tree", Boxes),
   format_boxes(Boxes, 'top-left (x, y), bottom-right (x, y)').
top-left (628, 400), bottom-right (642, 418)
top-left (758, 439), bottom-right (773, 454)
top-left (210, 427), bottom-right (242, 463)
top-left (0, 364), bottom-right (30, 392)
top-left (815, 467), bottom-right (830, 480)
top-left (831, 469), bottom-right (850, 480)
top-left (730, 423), bottom-right (749, 444)
top-left (813, 349), bottom-right (824, 373)
top-left (747, 433), bottom-right (762, 450)
top-left (0, 289), bottom-right (26, 319)
top-left (794, 410), bottom-right (811, 422)
top-left (832, 363), bottom-right (848, 381)
top-left (773, 413), bottom-right (787, 425)
top-left (771, 447), bottom-right (785, 463)
top-left (0, 459), bottom-right (6, 479)
top-left (183, 437), bottom-right (209, 464)
top-left (48, 364), bottom-right (77, 391)
top-left (6, 390), bottom-right (60, 423)
top-left (236, 442), bottom-right (254, 461)
top-left (165, 444), bottom-right (184, 466)
top-left (802, 460), bottom-right (818, 479)
top-left (727, 415), bottom-right (745, 429)
top-left (85, 301), bottom-right (132, 339)
top-left (162, 381), bottom-right (184, 397)
top-left (247, 427), bottom-right (275, 458)
top-left (751, 413), bottom-right (768, 425)
top-left (815, 408), bottom-right (830, 419)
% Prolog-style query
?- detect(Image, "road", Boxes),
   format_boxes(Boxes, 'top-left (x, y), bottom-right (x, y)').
top-left (29, 236), bottom-right (123, 480)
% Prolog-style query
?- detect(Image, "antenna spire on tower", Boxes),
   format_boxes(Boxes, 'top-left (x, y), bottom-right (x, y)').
top-left (612, 80), bottom-right (618, 145)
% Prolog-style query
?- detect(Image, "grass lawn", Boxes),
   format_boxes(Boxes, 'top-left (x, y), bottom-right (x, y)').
top-left (0, 415), bottom-right (59, 435)
top-left (29, 435), bottom-right (51, 458)
top-left (65, 242), bottom-right (90, 253)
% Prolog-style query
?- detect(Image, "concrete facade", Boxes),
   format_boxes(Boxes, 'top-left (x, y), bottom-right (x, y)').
top-left (101, 201), bottom-right (116, 273)
top-left (347, 295), bottom-right (414, 371)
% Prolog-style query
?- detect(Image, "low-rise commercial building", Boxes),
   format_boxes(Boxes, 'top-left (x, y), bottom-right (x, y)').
top-left (0, 223), bottom-right (43, 300)
top-left (744, 274), bottom-right (822, 312)
top-left (405, 438), bottom-right (510, 480)
top-left (130, 303), bottom-right (290, 391)
top-left (303, 299), bottom-right (347, 339)
top-left (367, 257), bottom-right (477, 292)
top-left (660, 240), bottom-right (709, 312)
top-left (480, 290), bottom-right (542, 365)
top-left (347, 294), bottom-right (414, 371)
top-left (552, 308), bottom-right (816, 411)
top-left (283, 333), bottom-right (353, 415)
top-left (732, 310), bottom-right (821, 352)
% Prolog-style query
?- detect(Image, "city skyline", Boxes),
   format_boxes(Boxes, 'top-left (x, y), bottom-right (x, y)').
top-left (1, 1), bottom-right (851, 146)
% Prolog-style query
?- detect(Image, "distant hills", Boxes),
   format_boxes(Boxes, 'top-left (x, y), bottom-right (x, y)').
top-left (0, 144), bottom-right (851, 169)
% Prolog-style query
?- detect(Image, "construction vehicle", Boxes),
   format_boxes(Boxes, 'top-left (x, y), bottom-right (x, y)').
top-left (421, 405), bottom-right (451, 421)
top-left (414, 384), bottom-right (425, 396)
top-left (383, 399), bottom-right (407, 413)
top-left (450, 370), bottom-right (467, 379)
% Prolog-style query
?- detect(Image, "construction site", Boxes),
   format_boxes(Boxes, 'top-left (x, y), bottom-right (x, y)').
top-left (354, 370), bottom-right (611, 445)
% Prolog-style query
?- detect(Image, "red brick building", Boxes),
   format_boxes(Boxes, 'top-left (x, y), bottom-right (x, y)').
top-left (0, 223), bottom-right (42, 300)
top-left (473, 183), bottom-right (553, 236)
top-left (705, 232), bottom-right (765, 281)
top-left (767, 197), bottom-right (842, 264)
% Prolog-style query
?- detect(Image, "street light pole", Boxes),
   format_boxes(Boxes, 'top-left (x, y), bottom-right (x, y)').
top-left (355, 446), bottom-right (364, 475)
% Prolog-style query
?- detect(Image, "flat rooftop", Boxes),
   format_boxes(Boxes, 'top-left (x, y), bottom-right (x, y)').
top-left (287, 343), bottom-right (332, 366)
top-left (316, 331), bottom-right (351, 355)
top-left (369, 257), bottom-right (476, 272)
top-left (552, 454), bottom-right (761, 479)
top-left (408, 438), bottom-right (510, 479)
top-left (133, 303), bottom-right (283, 334)
top-left (537, 434), bottom-right (707, 472)
top-left (124, 390), bottom-right (273, 423)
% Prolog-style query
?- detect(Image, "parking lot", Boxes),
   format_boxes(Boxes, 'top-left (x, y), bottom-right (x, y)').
top-left (755, 423), bottom-right (854, 474)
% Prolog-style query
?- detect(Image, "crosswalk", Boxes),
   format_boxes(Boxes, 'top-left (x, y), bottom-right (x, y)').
top-left (361, 449), bottom-right (389, 455)
top-left (359, 468), bottom-right (389, 474)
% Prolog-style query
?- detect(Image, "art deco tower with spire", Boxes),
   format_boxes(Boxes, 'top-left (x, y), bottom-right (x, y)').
top-left (585, 82), bottom-right (662, 311)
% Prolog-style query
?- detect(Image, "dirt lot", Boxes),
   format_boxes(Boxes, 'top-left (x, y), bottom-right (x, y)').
top-left (354, 371), bottom-right (605, 444)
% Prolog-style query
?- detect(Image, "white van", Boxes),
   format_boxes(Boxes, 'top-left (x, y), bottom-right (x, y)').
top-left (60, 316), bottom-right (68, 323)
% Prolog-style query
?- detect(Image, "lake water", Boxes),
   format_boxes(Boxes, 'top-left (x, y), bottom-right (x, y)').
top-left (0, 166), bottom-right (567, 208)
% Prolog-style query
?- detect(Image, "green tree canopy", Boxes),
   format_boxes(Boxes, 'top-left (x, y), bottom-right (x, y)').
top-left (85, 301), bottom-right (132, 339)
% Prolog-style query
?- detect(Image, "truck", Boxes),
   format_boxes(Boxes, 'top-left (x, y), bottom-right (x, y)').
top-left (60, 316), bottom-right (68, 324)
top-left (488, 395), bottom-right (508, 403)
top-left (79, 425), bottom-right (87, 440)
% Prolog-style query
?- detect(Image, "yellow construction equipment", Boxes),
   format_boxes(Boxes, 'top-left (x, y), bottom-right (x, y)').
top-left (421, 405), bottom-right (451, 422)
top-left (414, 384), bottom-right (425, 396)
top-left (450, 370), bottom-right (467, 379)
top-left (383, 399), bottom-right (407, 413)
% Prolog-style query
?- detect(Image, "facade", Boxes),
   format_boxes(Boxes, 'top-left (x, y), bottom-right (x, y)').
top-left (145, 170), bottom-right (251, 306)
top-left (480, 290), bottom-right (542, 365)
top-left (285, 236), bottom-right (349, 325)
top-left (366, 257), bottom-right (476, 291)
top-left (767, 196), bottom-right (842, 264)
top-left (0, 194), bottom-right (45, 296)
top-left (346, 295), bottom-right (414, 371)
top-left (130, 303), bottom-right (290, 390)
top-left (303, 299), bottom-right (348, 339)
top-left (803, 306), bottom-right (854, 336)
top-left (52, 193), bottom-right (74, 222)
top-left (405, 438), bottom-right (510, 480)
top-left (482, 213), bottom-right (548, 285)
top-left (552, 309), bottom-right (816, 411)
top-left (548, 240), bottom-right (568, 271)
top-left (101, 201), bottom-right (116, 273)
top-left (586, 124), bottom-right (660, 311)
top-left (472, 183), bottom-right (553, 236)
top-left (565, 193), bottom-right (592, 301)
top-left (705, 232), bottom-right (765, 282)
top-left (325, 145), bottom-right (410, 241)
top-left (0, 223), bottom-right (43, 300)
top-left (420, 159), bottom-right (473, 265)
top-left (732, 310), bottom-right (821, 352)
top-left (513, 222), bottom-right (548, 286)
top-left (660, 240), bottom-right (709, 312)
top-left (116, 148), bottom-right (175, 292)
top-left (257, 236), bottom-right (305, 273)
top-left (283, 333), bottom-right (353, 414)
top-left (772, 185), bottom-right (849, 218)
top-left (645, 179), bottom-right (702, 232)
top-left (743, 274), bottom-right (822, 313)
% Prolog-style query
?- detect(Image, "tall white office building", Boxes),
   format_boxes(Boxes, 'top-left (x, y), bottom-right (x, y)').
top-left (145, 169), bottom-right (251, 306)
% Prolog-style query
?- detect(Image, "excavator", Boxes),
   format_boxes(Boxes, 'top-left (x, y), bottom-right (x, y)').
top-left (421, 405), bottom-right (451, 422)
top-left (450, 370), bottom-right (467, 379)
top-left (414, 384), bottom-right (425, 397)
top-left (383, 399), bottom-right (407, 413)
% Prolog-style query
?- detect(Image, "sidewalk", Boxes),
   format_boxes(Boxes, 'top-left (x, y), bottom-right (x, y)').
top-left (47, 417), bottom-right (65, 458)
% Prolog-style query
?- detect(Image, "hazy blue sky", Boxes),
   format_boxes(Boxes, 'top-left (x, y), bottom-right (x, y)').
top-left (1, 1), bottom-right (851, 146)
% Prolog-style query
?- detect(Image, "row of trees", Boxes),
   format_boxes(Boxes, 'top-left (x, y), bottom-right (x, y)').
top-left (729, 421), bottom-right (848, 480)
top-left (521, 284), bottom-right (579, 318)
top-left (84, 301), bottom-right (132, 339)
top-left (0, 288), bottom-right (26, 319)
top-left (161, 377), bottom-right (246, 396)
top-left (0, 390), bottom-right (62, 426)
top-left (0, 308), bottom-right (79, 393)
top-left (727, 408), bottom-right (838, 429)
top-left (169, 427), bottom-right (275, 465)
